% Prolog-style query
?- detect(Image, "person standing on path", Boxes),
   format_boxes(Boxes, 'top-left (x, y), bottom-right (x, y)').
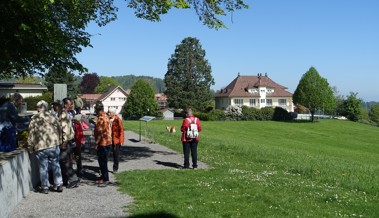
top-left (28, 100), bottom-right (63, 194)
top-left (52, 99), bottom-right (80, 188)
top-left (108, 107), bottom-right (124, 173)
top-left (73, 95), bottom-right (84, 115)
top-left (92, 101), bottom-right (112, 184)
top-left (180, 108), bottom-right (202, 169)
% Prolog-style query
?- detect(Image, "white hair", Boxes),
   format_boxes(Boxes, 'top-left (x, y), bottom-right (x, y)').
top-left (108, 107), bottom-right (117, 114)
top-left (36, 100), bottom-right (48, 111)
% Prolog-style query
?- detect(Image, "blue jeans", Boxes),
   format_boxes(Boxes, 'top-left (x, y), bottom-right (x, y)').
top-left (97, 145), bottom-right (111, 181)
top-left (36, 146), bottom-right (63, 189)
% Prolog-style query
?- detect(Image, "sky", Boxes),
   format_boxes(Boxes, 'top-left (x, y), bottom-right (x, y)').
top-left (76, 0), bottom-right (379, 102)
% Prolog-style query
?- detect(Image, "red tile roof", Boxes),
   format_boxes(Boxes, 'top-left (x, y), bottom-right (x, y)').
top-left (215, 75), bottom-right (292, 98)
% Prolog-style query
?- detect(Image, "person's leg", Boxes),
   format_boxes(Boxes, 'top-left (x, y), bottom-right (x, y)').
top-left (182, 142), bottom-right (190, 168)
top-left (112, 144), bottom-right (120, 172)
top-left (65, 142), bottom-right (79, 187)
top-left (36, 149), bottom-right (50, 192)
top-left (190, 141), bottom-right (198, 168)
top-left (97, 145), bottom-right (110, 181)
top-left (74, 143), bottom-right (82, 174)
top-left (48, 146), bottom-right (63, 189)
top-left (59, 146), bottom-right (69, 185)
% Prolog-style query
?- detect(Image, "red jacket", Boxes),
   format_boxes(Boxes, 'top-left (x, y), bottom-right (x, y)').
top-left (110, 115), bottom-right (124, 145)
top-left (74, 122), bottom-right (85, 146)
top-left (94, 111), bottom-right (112, 146)
top-left (181, 115), bottom-right (202, 142)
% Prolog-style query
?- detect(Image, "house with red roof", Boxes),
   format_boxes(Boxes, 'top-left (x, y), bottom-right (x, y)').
top-left (215, 73), bottom-right (294, 112)
top-left (81, 86), bottom-right (128, 114)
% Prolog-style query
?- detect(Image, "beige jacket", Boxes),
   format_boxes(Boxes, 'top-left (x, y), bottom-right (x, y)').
top-left (28, 111), bottom-right (62, 152)
top-left (57, 110), bottom-right (75, 143)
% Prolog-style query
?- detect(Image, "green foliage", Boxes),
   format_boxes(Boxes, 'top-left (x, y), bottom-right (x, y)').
top-left (127, 0), bottom-right (248, 29)
top-left (164, 37), bottom-right (215, 112)
top-left (43, 64), bottom-right (78, 98)
top-left (293, 67), bottom-right (336, 121)
top-left (122, 79), bottom-right (159, 119)
top-left (369, 104), bottom-right (379, 125)
top-left (0, 0), bottom-right (117, 79)
top-left (272, 107), bottom-right (293, 121)
top-left (1, 0), bottom-right (247, 79)
top-left (23, 92), bottom-right (53, 110)
top-left (95, 76), bottom-right (120, 93)
top-left (15, 76), bottom-right (43, 84)
top-left (341, 92), bottom-right (362, 122)
top-left (120, 120), bottom-right (379, 217)
top-left (115, 75), bottom-right (165, 93)
top-left (195, 109), bottom-right (226, 121)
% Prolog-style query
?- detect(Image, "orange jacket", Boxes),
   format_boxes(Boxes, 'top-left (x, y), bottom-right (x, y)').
top-left (94, 111), bottom-right (112, 146)
top-left (111, 115), bottom-right (124, 145)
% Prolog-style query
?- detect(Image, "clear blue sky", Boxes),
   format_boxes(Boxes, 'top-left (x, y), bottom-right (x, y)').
top-left (76, 0), bottom-right (379, 102)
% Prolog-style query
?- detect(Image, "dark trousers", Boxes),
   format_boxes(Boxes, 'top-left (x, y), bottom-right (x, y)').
top-left (97, 145), bottom-right (111, 181)
top-left (112, 144), bottom-right (121, 172)
top-left (182, 140), bottom-right (198, 168)
top-left (59, 142), bottom-right (79, 185)
top-left (75, 107), bottom-right (81, 115)
top-left (74, 143), bottom-right (82, 173)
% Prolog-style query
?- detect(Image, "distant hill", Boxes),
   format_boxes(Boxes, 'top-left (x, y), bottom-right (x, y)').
top-left (110, 75), bottom-right (165, 93)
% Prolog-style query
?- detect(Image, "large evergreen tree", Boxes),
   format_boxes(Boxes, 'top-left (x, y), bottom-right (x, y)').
top-left (0, 1), bottom-right (248, 79)
top-left (164, 37), bottom-right (214, 112)
top-left (122, 79), bottom-right (159, 119)
top-left (293, 67), bottom-right (335, 121)
top-left (80, 73), bottom-right (100, 94)
top-left (44, 64), bottom-right (78, 98)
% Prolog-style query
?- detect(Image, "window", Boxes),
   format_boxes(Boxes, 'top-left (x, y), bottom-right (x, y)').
top-left (234, 99), bottom-right (243, 106)
top-left (110, 97), bottom-right (115, 101)
top-left (119, 97), bottom-right (126, 101)
top-left (260, 99), bottom-right (265, 103)
top-left (279, 99), bottom-right (287, 106)
top-left (260, 89), bottom-right (265, 93)
top-left (266, 99), bottom-right (272, 105)
top-left (249, 99), bottom-right (256, 106)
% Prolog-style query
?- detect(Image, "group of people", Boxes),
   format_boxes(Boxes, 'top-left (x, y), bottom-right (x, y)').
top-left (27, 97), bottom-right (124, 194)
top-left (1, 93), bottom-right (202, 194)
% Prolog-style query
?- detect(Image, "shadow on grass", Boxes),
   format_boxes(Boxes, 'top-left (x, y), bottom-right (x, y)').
top-left (127, 211), bottom-right (179, 218)
top-left (154, 160), bottom-right (182, 169)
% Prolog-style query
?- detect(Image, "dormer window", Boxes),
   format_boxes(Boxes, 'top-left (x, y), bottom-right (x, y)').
top-left (248, 89), bottom-right (258, 93)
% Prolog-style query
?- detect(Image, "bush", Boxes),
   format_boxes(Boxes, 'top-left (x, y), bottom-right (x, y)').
top-left (259, 107), bottom-right (275, 121)
top-left (23, 92), bottom-right (53, 110)
top-left (272, 107), bottom-right (293, 121)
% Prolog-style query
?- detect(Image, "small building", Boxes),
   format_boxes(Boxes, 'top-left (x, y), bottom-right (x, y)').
top-left (161, 108), bottom-right (174, 120)
top-left (215, 73), bottom-right (294, 112)
top-left (0, 82), bottom-right (47, 98)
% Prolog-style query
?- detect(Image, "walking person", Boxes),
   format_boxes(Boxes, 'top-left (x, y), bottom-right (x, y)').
top-left (91, 101), bottom-right (112, 184)
top-left (108, 108), bottom-right (124, 173)
top-left (180, 108), bottom-right (202, 169)
top-left (52, 99), bottom-right (80, 188)
top-left (28, 100), bottom-right (63, 194)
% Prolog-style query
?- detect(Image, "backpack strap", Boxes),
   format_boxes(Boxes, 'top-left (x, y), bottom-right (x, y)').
top-left (186, 117), bottom-right (197, 124)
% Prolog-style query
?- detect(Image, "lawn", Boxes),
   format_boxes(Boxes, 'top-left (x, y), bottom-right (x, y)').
top-left (117, 119), bottom-right (379, 218)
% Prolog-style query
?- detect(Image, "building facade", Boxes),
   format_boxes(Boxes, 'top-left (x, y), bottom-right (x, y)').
top-left (215, 73), bottom-right (294, 112)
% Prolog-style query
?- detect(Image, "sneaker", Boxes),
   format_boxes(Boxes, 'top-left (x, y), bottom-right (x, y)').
top-left (40, 189), bottom-right (49, 194)
top-left (56, 185), bottom-right (63, 192)
top-left (95, 179), bottom-right (104, 184)
top-left (67, 179), bottom-right (80, 189)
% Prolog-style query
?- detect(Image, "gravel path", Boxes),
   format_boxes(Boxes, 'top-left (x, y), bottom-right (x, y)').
top-left (11, 131), bottom-right (208, 218)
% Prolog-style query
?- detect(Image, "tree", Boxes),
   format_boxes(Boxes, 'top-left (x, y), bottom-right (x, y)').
top-left (369, 104), bottom-right (379, 125)
top-left (293, 67), bottom-right (335, 121)
top-left (341, 92), bottom-right (362, 122)
top-left (44, 64), bottom-right (78, 98)
top-left (0, 0), bottom-right (117, 79)
top-left (1, 1), bottom-right (248, 79)
top-left (164, 37), bottom-right (215, 112)
top-left (122, 79), bottom-right (159, 119)
top-left (15, 76), bottom-right (43, 84)
top-left (95, 76), bottom-right (120, 93)
top-left (80, 73), bottom-right (100, 94)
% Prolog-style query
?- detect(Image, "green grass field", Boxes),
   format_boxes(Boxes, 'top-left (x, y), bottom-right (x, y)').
top-left (117, 119), bottom-right (379, 218)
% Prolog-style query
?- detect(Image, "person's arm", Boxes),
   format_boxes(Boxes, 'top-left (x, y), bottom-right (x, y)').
top-left (118, 118), bottom-right (125, 144)
top-left (197, 118), bottom-right (202, 132)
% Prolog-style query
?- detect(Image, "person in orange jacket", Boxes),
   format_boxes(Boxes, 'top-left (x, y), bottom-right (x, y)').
top-left (91, 101), bottom-right (112, 184)
top-left (108, 108), bottom-right (124, 173)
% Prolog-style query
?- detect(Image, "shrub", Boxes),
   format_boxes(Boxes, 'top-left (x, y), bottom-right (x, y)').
top-left (23, 92), bottom-right (53, 110)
